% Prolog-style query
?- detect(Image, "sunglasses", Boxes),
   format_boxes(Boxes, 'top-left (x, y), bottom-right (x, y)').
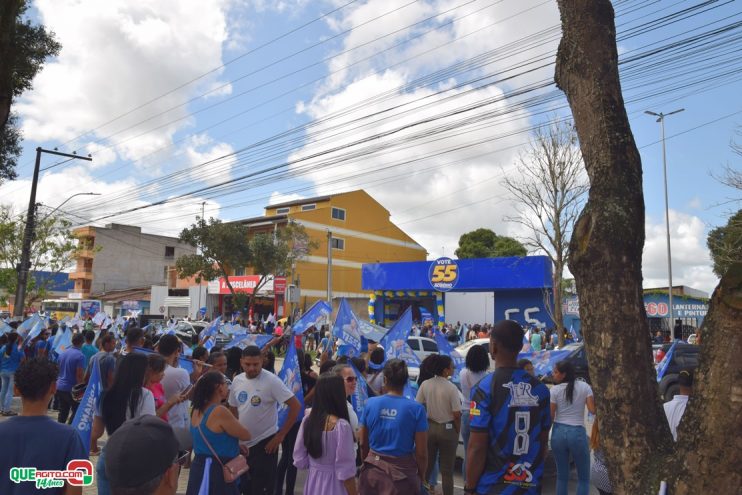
top-left (344, 376), bottom-right (357, 383)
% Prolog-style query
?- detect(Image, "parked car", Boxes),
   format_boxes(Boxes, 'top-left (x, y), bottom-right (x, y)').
top-left (657, 343), bottom-right (700, 401)
top-left (406, 336), bottom-right (438, 362)
top-left (173, 320), bottom-right (209, 346)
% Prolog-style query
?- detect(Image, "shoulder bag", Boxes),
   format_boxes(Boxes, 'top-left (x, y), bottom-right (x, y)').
top-left (197, 421), bottom-right (249, 483)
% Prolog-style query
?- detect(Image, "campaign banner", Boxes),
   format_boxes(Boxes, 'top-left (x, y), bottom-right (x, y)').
top-left (337, 344), bottom-right (360, 358)
top-left (278, 336), bottom-right (304, 428)
top-left (332, 299), bottom-right (362, 352)
top-left (516, 349), bottom-right (571, 377)
top-left (52, 328), bottom-right (73, 355)
top-left (16, 314), bottom-right (41, 338)
top-left (71, 360), bottom-right (102, 449)
top-left (419, 307), bottom-right (434, 326)
top-left (380, 307), bottom-right (420, 368)
top-left (433, 329), bottom-right (465, 383)
top-left (350, 363), bottom-right (369, 419)
top-left (80, 300), bottom-right (101, 318)
top-left (292, 300), bottom-right (332, 335)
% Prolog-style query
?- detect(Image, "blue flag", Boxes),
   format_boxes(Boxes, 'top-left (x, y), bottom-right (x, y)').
top-left (403, 381), bottom-right (416, 401)
top-left (292, 300), bottom-right (332, 335)
top-left (0, 319), bottom-right (11, 336)
top-left (337, 344), bottom-right (360, 358)
top-left (432, 329), bottom-right (465, 383)
top-left (223, 334), bottom-right (273, 351)
top-left (332, 299), bottom-right (362, 353)
top-left (516, 349), bottom-right (571, 378)
top-left (23, 320), bottom-right (45, 347)
top-left (201, 318), bottom-right (222, 342)
top-left (380, 307), bottom-right (420, 368)
top-left (203, 336), bottom-right (215, 351)
top-left (134, 347), bottom-right (196, 374)
top-left (52, 328), bottom-right (73, 355)
top-left (350, 363), bottom-right (369, 419)
top-left (71, 359), bottom-right (102, 450)
top-left (419, 307), bottom-right (434, 326)
top-left (278, 337), bottom-right (304, 428)
top-left (16, 314), bottom-right (41, 338)
top-left (656, 340), bottom-right (678, 383)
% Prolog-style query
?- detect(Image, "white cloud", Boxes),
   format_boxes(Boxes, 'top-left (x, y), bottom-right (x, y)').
top-left (687, 196), bottom-right (702, 209)
top-left (17, 0), bottom-right (234, 168)
top-left (268, 191), bottom-right (306, 205)
top-left (642, 210), bottom-right (718, 295)
top-left (183, 134), bottom-right (237, 187)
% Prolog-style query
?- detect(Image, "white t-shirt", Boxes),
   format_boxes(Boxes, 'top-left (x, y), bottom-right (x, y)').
top-left (550, 380), bottom-right (593, 426)
top-left (346, 401), bottom-right (359, 432)
top-left (663, 394), bottom-right (688, 442)
top-left (128, 388), bottom-right (156, 419)
top-left (161, 364), bottom-right (191, 429)
top-left (459, 369), bottom-right (487, 404)
top-left (228, 370), bottom-right (294, 447)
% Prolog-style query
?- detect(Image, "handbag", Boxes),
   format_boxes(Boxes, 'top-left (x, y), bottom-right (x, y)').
top-left (197, 422), bottom-right (249, 483)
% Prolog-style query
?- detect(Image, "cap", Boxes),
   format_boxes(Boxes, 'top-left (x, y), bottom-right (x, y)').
top-left (104, 415), bottom-right (192, 489)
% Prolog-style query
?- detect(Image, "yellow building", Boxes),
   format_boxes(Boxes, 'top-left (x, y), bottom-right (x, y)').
top-left (238, 190), bottom-right (427, 313)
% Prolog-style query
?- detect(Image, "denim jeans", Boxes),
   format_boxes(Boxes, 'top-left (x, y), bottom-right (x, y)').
top-left (0, 371), bottom-right (14, 411)
top-left (96, 450), bottom-right (111, 495)
top-left (551, 423), bottom-right (590, 495)
top-left (461, 411), bottom-right (471, 481)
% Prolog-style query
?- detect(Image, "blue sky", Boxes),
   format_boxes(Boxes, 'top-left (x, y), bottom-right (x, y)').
top-left (3, 0), bottom-right (740, 294)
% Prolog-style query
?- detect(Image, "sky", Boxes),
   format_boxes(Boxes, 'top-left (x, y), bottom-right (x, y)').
top-left (2, 0), bottom-right (740, 296)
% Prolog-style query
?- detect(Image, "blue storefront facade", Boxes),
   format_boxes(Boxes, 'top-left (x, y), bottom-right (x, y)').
top-left (361, 256), bottom-right (556, 329)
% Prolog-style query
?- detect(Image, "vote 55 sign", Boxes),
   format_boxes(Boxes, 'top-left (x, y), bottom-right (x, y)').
top-left (429, 257), bottom-right (459, 292)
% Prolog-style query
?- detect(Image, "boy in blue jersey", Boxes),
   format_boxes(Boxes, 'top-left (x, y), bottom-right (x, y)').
top-left (465, 320), bottom-right (551, 495)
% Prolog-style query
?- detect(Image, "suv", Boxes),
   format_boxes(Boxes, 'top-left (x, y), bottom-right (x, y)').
top-left (559, 342), bottom-right (699, 402)
top-left (406, 336), bottom-right (438, 362)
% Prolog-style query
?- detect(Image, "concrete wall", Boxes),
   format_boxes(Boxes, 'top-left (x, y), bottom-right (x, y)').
top-left (91, 225), bottom-right (196, 294)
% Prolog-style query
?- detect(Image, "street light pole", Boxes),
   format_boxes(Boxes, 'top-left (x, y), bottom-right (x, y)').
top-left (40, 192), bottom-right (101, 221)
top-left (645, 108), bottom-right (684, 339)
top-left (12, 148), bottom-right (93, 318)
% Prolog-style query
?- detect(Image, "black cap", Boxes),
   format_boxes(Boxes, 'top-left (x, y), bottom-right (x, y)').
top-left (104, 415), bottom-right (191, 489)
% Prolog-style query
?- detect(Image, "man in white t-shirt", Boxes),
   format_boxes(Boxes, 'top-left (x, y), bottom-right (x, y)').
top-left (664, 369), bottom-right (693, 441)
top-left (229, 345), bottom-right (301, 495)
top-left (158, 335), bottom-right (199, 430)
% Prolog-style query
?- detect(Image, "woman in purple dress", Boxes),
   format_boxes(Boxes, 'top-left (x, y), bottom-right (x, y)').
top-left (293, 373), bottom-right (357, 495)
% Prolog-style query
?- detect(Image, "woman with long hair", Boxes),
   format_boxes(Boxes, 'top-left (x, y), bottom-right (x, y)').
top-left (358, 359), bottom-right (428, 495)
top-left (96, 352), bottom-right (156, 495)
top-left (293, 373), bottom-right (357, 495)
top-left (459, 344), bottom-right (489, 482)
top-left (550, 360), bottom-right (596, 495)
top-left (0, 332), bottom-right (24, 416)
top-left (589, 421), bottom-right (613, 495)
top-left (186, 371), bottom-right (252, 495)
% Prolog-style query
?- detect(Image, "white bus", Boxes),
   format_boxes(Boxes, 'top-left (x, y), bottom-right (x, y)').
top-left (41, 299), bottom-right (102, 320)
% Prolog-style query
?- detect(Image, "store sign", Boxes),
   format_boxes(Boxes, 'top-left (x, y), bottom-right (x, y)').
top-left (428, 257), bottom-right (459, 292)
top-left (273, 276), bottom-right (287, 295)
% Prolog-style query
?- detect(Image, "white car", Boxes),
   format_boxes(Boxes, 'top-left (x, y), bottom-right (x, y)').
top-left (406, 336), bottom-right (439, 362)
top-left (455, 338), bottom-right (495, 370)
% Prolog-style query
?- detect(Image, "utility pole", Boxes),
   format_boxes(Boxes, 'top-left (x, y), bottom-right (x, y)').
top-left (327, 230), bottom-right (333, 307)
top-left (197, 201), bottom-right (206, 319)
top-left (645, 109), bottom-right (684, 339)
top-left (13, 147), bottom-right (93, 318)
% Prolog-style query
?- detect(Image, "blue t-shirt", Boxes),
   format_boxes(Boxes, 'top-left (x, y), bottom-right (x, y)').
top-left (81, 344), bottom-right (98, 369)
top-left (469, 368), bottom-right (551, 495)
top-left (0, 345), bottom-right (24, 373)
top-left (56, 347), bottom-right (85, 392)
top-left (360, 394), bottom-right (427, 456)
top-left (34, 339), bottom-right (51, 358)
top-left (89, 351), bottom-right (116, 390)
top-left (0, 415), bottom-right (87, 495)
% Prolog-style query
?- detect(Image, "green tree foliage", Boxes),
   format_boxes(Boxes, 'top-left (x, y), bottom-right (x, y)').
top-left (0, 0), bottom-right (61, 182)
top-left (454, 228), bottom-right (527, 259)
top-left (707, 209), bottom-right (742, 278)
top-left (176, 218), bottom-right (315, 315)
top-left (0, 204), bottom-right (80, 305)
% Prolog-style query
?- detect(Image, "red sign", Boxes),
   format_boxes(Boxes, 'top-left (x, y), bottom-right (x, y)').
top-left (274, 276), bottom-right (287, 295)
top-left (216, 276), bottom-right (261, 295)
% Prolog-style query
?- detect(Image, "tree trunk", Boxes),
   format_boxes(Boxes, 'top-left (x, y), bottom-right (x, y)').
top-left (555, 1), bottom-right (673, 492)
top-left (670, 264), bottom-right (742, 493)
top-left (0, 0), bottom-right (21, 130)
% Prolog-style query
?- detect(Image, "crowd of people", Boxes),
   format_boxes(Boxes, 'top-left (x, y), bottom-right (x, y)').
top-left (0, 315), bottom-right (695, 495)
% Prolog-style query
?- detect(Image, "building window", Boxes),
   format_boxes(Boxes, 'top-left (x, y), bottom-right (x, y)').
top-left (331, 207), bottom-right (346, 221)
top-left (331, 237), bottom-right (345, 250)
top-left (165, 246), bottom-right (175, 258)
top-left (276, 207), bottom-right (290, 214)
top-left (235, 267), bottom-right (245, 276)
top-left (301, 204), bottom-right (316, 211)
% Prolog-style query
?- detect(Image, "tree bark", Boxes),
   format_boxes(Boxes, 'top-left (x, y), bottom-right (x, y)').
top-left (670, 264), bottom-right (742, 493)
top-left (555, 1), bottom-right (673, 492)
top-left (552, 256), bottom-right (565, 346)
top-left (0, 0), bottom-right (21, 130)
